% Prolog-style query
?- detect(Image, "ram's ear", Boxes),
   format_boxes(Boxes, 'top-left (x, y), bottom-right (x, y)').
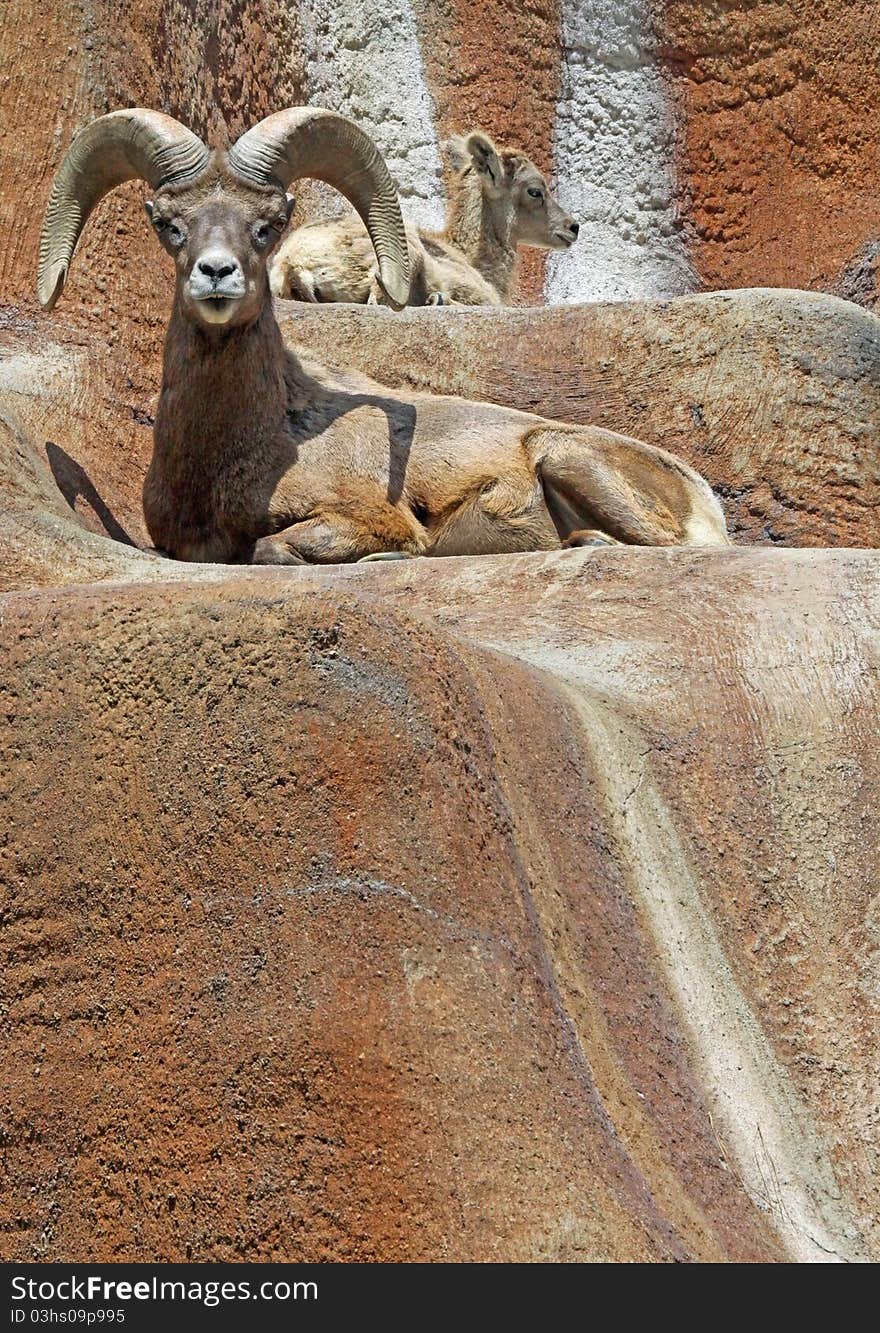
top-left (285, 193), bottom-right (295, 220)
top-left (144, 200), bottom-right (155, 220)
top-left (464, 131), bottom-right (503, 191)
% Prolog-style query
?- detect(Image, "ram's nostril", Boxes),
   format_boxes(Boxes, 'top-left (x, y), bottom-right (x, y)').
top-left (569, 220), bottom-right (579, 237)
top-left (197, 256), bottom-right (237, 280)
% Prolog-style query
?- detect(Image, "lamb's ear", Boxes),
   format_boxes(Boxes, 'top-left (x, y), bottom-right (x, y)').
top-left (446, 135), bottom-right (470, 172)
top-left (502, 151), bottom-right (527, 181)
top-left (464, 131), bottom-right (503, 190)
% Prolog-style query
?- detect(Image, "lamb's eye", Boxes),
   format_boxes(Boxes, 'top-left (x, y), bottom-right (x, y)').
top-left (527, 187), bottom-right (543, 201)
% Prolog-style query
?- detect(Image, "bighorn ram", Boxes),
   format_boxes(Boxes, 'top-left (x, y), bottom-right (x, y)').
top-left (38, 108), bottom-right (728, 563)
top-left (270, 130), bottom-right (579, 306)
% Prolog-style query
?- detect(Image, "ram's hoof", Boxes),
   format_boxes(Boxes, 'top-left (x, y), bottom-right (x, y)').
top-left (251, 536), bottom-right (306, 565)
top-left (562, 530), bottom-right (621, 549)
top-left (357, 551), bottom-right (414, 562)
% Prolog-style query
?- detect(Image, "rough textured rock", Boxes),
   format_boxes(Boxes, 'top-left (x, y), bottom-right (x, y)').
top-left (547, 0), bottom-right (692, 303)
top-left (297, 0), bottom-right (447, 231)
top-left (2, 0), bottom-right (879, 1267)
top-left (0, 293), bottom-right (878, 1259)
top-left (4, 0), bottom-right (880, 314)
top-left (659, 1), bottom-right (880, 301)
top-left (1, 551), bottom-right (878, 1261)
top-left (279, 292), bottom-right (880, 548)
top-left (832, 241), bottom-right (880, 315)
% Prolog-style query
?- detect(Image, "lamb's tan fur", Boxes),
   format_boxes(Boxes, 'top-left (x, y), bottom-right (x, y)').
top-left (271, 130), bottom-right (578, 307)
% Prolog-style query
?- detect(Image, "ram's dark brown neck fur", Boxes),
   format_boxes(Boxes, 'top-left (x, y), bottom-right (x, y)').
top-left (145, 290), bottom-right (311, 562)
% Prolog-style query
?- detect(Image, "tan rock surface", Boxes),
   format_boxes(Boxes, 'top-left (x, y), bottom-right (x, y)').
top-left (2, 550), bottom-right (877, 1261)
top-left (1, 0), bottom-right (879, 1267)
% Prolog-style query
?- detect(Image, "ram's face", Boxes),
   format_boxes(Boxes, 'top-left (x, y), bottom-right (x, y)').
top-left (146, 181), bottom-right (293, 329)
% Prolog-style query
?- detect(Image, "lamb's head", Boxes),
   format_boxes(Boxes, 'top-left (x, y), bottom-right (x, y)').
top-left (38, 107), bottom-right (411, 329)
top-left (450, 130), bottom-right (579, 252)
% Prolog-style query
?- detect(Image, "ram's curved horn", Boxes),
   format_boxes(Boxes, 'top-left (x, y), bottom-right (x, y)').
top-left (38, 109), bottom-right (210, 310)
top-left (228, 107), bottom-right (410, 310)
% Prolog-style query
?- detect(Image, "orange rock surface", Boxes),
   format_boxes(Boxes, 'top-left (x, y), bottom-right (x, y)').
top-left (1, 0), bottom-right (879, 1264)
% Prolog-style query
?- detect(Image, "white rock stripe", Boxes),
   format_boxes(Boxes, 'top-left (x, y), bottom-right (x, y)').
top-left (297, 0), bottom-right (446, 231)
top-left (565, 685), bottom-right (864, 1262)
top-left (545, 0), bottom-right (695, 303)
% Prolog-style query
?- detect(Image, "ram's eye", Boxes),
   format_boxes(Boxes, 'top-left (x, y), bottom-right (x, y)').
top-left (154, 216), bottom-right (185, 247)
top-left (527, 187), bottom-right (543, 201)
top-left (253, 222), bottom-right (272, 247)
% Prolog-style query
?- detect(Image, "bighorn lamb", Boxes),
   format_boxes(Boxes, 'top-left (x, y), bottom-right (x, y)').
top-left (270, 130), bottom-right (579, 306)
top-left (38, 108), bottom-right (728, 563)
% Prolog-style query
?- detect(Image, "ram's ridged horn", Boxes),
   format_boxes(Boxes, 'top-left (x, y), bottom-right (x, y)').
top-left (229, 107), bottom-right (410, 309)
top-left (37, 109), bottom-right (210, 310)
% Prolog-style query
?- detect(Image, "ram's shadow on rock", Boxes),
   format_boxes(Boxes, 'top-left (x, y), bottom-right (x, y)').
top-left (45, 440), bottom-right (136, 546)
top-left (45, 380), bottom-right (418, 558)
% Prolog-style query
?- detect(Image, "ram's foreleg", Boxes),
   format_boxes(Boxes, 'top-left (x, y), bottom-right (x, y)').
top-left (251, 503), bottom-right (426, 565)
